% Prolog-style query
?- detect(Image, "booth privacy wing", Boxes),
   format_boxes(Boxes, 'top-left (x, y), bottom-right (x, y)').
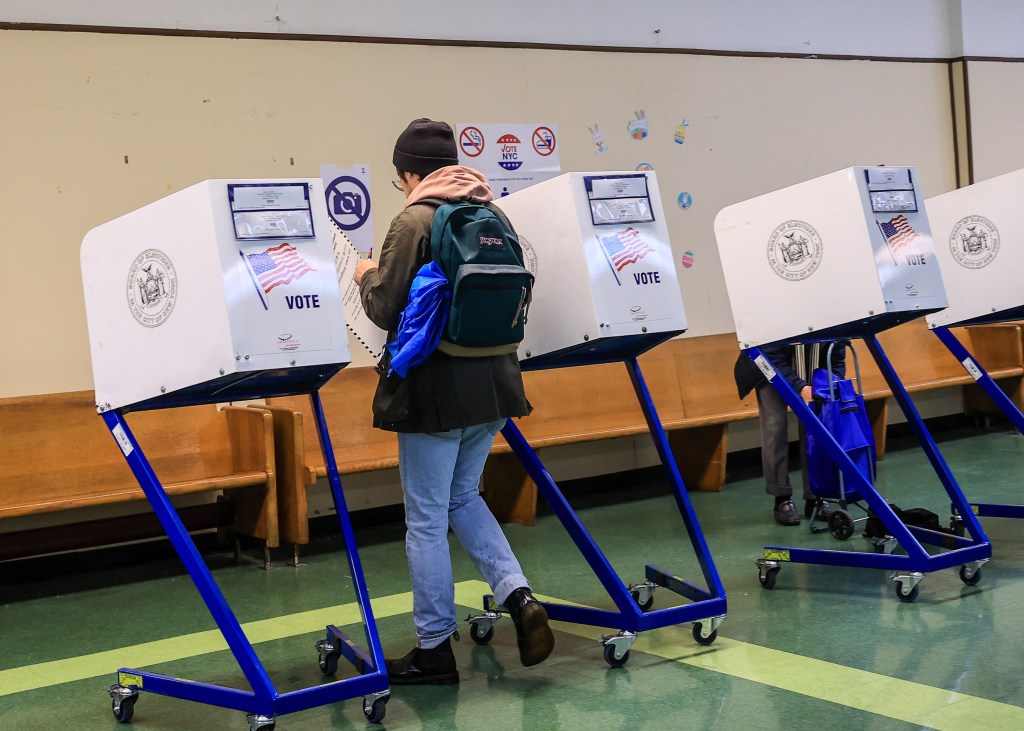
top-left (81, 179), bottom-right (351, 411)
top-left (494, 171), bottom-right (687, 368)
top-left (924, 167), bottom-right (1024, 328)
top-left (714, 166), bottom-right (947, 347)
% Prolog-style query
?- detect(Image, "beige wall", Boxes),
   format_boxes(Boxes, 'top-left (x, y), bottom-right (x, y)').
top-left (1, 30), bottom-right (959, 398)
top-left (962, 60), bottom-right (1024, 182)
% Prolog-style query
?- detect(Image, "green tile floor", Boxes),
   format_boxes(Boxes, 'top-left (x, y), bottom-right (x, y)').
top-left (2, 423), bottom-right (1023, 730)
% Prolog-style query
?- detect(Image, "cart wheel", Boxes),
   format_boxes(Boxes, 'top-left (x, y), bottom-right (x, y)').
top-left (828, 509), bottom-right (856, 540)
top-left (603, 643), bottom-right (630, 667)
top-left (691, 622), bottom-right (718, 646)
top-left (111, 695), bottom-right (136, 724)
top-left (895, 581), bottom-right (920, 602)
top-left (364, 697), bottom-right (388, 723)
top-left (951, 518), bottom-right (966, 538)
top-left (959, 565), bottom-right (982, 586)
top-left (469, 620), bottom-right (494, 645)
top-left (630, 590), bottom-right (655, 612)
top-left (759, 566), bottom-right (780, 589)
top-left (319, 651), bottom-right (340, 676)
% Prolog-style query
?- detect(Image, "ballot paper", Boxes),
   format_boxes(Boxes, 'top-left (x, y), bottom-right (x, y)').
top-left (331, 223), bottom-right (388, 359)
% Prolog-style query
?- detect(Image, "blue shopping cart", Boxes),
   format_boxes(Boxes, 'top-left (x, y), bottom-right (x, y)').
top-left (804, 343), bottom-right (876, 540)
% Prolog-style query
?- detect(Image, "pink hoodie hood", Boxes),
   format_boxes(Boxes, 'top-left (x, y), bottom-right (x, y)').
top-left (406, 166), bottom-right (493, 207)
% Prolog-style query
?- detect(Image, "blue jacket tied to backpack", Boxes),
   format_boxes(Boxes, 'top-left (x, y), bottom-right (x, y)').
top-left (386, 262), bottom-right (451, 378)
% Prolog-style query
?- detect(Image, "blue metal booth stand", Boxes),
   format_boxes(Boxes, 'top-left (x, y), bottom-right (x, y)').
top-left (466, 335), bottom-right (728, 667)
top-left (81, 178), bottom-right (390, 730)
top-left (933, 317), bottom-right (1024, 529)
top-left (922, 168), bottom-right (1024, 530)
top-left (747, 318), bottom-right (991, 602)
top-left (712, 164), bottom-right (992, 602)
top-left (101, 372), bottom-right (390, 729)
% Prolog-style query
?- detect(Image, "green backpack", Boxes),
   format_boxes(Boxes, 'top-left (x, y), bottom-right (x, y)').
top-left (418, 198), bottom-right (534, 350)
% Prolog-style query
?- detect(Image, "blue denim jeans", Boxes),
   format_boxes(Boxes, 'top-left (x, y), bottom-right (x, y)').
top-left (397, 419), bottom-right (530, 649)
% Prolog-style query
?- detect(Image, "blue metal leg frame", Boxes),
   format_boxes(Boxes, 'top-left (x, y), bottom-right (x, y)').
top-left (746, 335), bottom-right (990, 581)
top-left (102, 387), bottom-right (388, 722)
top-left (933, 325), bottom-right (1024, 521)
top-left (498, 357), bottom-right (726, 634)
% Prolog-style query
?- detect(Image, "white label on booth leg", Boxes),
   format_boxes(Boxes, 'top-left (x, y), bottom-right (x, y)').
top-left (962, 358), bottom-right (983, 381)
top-left (112, 424), bottom-right (134, 456)
top-left (754, 355), bottom-right (777, 380)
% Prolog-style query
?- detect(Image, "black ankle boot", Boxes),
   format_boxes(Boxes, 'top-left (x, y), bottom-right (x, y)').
top-left (504, 587), bottom-right (554, 667)
top-left (385, 636), bottom-right (459, 685)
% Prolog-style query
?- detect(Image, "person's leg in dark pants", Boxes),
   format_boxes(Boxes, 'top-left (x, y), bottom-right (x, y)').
top-left (756, 382), bottom-right (800, 525)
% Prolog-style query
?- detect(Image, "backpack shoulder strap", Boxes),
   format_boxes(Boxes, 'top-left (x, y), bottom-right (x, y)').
top-left (482, 200), bottom-right (516, 233)
top-left (409, 197), bottom-right (446, 209)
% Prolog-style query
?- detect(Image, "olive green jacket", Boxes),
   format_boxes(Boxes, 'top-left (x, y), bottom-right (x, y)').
top-left (358, 202), bottom-right (531, 433)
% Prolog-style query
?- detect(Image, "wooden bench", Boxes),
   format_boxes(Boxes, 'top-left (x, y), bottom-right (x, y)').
top-left (261, 336), bottom-right (759, 535)
top-left (856, 320), bottom-right (1024, 456)
top-left (956, 321), bottom-right (1024, 419)
top-left (481, 334), bottom-right (757, 523)
top-left (258, 367), bottom-right (393, 549)
top-left (261, 319), bottom-right (1024, 540)
top-left (0, 391), bottom-right (279, 559)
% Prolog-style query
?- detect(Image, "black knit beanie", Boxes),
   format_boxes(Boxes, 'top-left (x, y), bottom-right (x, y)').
top-left (393, 118), bottom-right (459, 176)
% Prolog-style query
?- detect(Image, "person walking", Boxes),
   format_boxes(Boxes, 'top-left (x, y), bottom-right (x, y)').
top-left (354, 118), bottom-right (554, 684)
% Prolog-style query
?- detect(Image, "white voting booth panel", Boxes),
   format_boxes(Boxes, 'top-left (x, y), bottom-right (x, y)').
top-left (81, 179), bottom-right (350, 411)
top-left (714, 167), bottom-right (946, 347)
top-left (925, 168), bottom-right (1024, 328)
top-left (494, 171), bottom-right (686, 365)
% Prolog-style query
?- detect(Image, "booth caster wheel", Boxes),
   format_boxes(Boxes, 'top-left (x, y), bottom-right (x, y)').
top-left (759, 566), bottom-right (780, 589)
top-left (109, 684), bottom-right (138, 724)
top-left (318, 651), bottom-right (339, 676)
top-left (600, 632), bottom-right (635, 668)
top-left (959, 564), bottom-right (983, 586)
top-left (691, 622), bottom-right (718, 646)
top-left (630, 590), bottom-right (655, 612)
top-left (603, 643), bottom-right (630, 667)
top-left (895, 581), bottom-right (920, 602)
top-left (829, 510), bottom-right (856, 540)
top-left (111, 695), bottom-right (136, 723)
top-left (316, 636), bottom-right (342, 676)
top-left (363, 692), bottom-right (390, 724)
top-left (247, 713), bottom-right (276, 731)
top-left (469, 621), bottom-right (495, 645)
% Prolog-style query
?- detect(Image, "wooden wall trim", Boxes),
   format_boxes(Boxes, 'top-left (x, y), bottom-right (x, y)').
top-left (0, 22), bottom-right (955, 63)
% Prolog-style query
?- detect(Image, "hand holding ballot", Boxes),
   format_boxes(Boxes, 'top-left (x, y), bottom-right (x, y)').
top-left (354, 258), bottom-right (378, 285)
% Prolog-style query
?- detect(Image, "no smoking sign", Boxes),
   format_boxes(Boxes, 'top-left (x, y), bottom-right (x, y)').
top-left (460, 126), bottom-right (485, 158)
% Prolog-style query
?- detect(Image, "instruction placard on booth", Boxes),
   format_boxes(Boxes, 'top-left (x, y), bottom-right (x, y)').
top-left (331, 224), bottom-right (387, 359)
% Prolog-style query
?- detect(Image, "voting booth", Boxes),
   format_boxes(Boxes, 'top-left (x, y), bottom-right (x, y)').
top-left (82, 179), bottom-right (350, 412)
top-left (466, 171), bottom-right (726, 666)
top-left (923, 169), bottom-right (1024, 524)
top-left (495, 171), bottom-right (687, 368)
top-left (714, 167), bottom-right (990, 602)
top-left (925, 168), bottom-right (1024, 329)
top-left (715, 166), bottom-right (946, 347)
top-left (82, 180), bottom-right (389, 728)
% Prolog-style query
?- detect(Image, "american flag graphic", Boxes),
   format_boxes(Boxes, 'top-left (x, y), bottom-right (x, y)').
top-left (599, 227), bottom-right (654, 271)
top-left (246, 243), bottom-right (315, 293)
top-left (878, 215), bottom-right (919, 252)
